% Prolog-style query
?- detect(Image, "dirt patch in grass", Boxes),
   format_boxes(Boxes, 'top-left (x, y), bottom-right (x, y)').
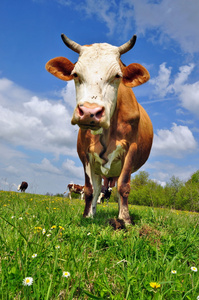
top-left (139, 224), bottom-right (162, 246)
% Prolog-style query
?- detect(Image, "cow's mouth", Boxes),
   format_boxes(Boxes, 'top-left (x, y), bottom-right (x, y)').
top-left (78, 124), bottom-right (101, 131)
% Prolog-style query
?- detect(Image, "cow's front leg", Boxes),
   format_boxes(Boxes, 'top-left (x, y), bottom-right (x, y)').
top-left (117, 180), bottom-right (131, 224)
top-left (83, 162), bottom-right (101, 218)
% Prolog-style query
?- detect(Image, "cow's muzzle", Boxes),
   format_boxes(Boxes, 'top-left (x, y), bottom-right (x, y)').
top-left (71, 103), bottom-right (106, 130)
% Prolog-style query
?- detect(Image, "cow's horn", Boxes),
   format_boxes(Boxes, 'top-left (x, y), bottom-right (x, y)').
top-left (118, 35), bottom-right (137, 55)
top-left (61, 34), bottom-right (82, 54)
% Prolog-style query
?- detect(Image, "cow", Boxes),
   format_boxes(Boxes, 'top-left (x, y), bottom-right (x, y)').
top-left (17, 181), bottom-right (28, 192)
top-left (46, 33), bottom-right (153, 225)
top-left (65, 183), bottom-right (84, 200)
top-left (97, 186), bottom-right (112, 204)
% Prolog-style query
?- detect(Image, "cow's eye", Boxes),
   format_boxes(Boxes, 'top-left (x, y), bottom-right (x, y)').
top-left (73, 73), bottom-right (78, 78)
top-left (115, 74), bottom-right (121, 79)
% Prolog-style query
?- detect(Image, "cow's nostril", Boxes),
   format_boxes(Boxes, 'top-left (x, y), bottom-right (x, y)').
top-left (96, 107), bottom-right (104, 120)
top-left (78, 107), bottom-right (84, 116)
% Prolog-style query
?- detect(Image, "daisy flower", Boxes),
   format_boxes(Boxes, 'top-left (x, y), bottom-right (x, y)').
top-left (191, 266), bottom-right (198, 272)
top-left (55, 245), bottom-right (60, 249)
top-left (150, 282), bottom-right (161, 289)
top-left (171, 270), bottom-right (177, 274)
top-left (32, 253), bottom-right (37, 258)
top-left (42, 229), bottom-right (46, 234)
top-left (197, 296), bottom-right (199, 300)
top-left (62, 271), bottom-right (70, 278)
top-left (22, 277), bottom-right (33, 286)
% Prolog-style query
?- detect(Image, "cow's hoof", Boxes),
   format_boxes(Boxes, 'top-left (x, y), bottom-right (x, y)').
top-left (108, 218), bottom-right (126, 230)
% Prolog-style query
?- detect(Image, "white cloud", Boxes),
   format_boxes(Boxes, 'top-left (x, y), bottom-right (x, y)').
top-left (177, 81), bottom-right (199, 117)
top-left (145, 160), bottom-right (197, 184)
top-left (57, 0), bottom-right (199, 53)
top-left (60, 81), bottom-right (76, 109)
top-left (150, 63), bottom-right (199, 118)
top-left (32, 158), bottom-right (62, 174)
top-left (62, 159), bottom-right (84, 179)
top-left (0, 78), bottom-right (33, 109)
top-left (130, 0), bottom-right (199, 53)
top-left (150, 63), bottom-right (172, 97)
top-left (152, 123), bottom-right (197, 157)
top-left (0, 78), bottom-right (78, 157)
top-left (0, 76), bottom-right (85, 194)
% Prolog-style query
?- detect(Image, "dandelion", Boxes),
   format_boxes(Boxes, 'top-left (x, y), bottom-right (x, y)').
top-left (51, 225), bottom-right (56, 230)
top-left (59, 226), bottom-right (65, 230)
top-left (62, 271), bottom-right (70, 278)
top-left (22, 277), bottom-right (33, 286)
top-left (150, 282), bottom-right (161, 289)
top-left (171, 270), bottom-right (177, 274)
top-left (34, 226), bottom-right (42, 232)
top-left (191, 266), bottom-right (198, 272)
top-left (55, 245), bottom-right (60, 249)
top-left (32, 253), bottom-right (37, 258)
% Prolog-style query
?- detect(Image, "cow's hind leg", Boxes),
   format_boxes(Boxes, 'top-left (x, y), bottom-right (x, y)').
top-left (83, 163), bottom-right (101, 218)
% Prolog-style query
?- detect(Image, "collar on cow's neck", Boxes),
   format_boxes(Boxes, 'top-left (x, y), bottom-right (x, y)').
top-left (91, 128), bottom-right (103, 135)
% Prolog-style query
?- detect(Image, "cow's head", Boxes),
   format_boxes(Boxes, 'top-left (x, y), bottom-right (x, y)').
top-left (46, 34), bottom-right (150, 131)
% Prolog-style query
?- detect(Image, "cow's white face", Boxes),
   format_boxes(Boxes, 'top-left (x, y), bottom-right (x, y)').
top-left (70, 44), bottom-right (122, 130)
top-left (46, 34), bottom-right (150, 131)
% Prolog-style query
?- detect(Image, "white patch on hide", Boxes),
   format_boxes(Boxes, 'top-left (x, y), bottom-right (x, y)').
top-left (91, 145), bottom-right (126, 177)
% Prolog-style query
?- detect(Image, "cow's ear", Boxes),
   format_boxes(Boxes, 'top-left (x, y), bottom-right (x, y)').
top-left (45, 57), bottom-right (75, 81)
top-left (122, 63), bottom-right (150, 87)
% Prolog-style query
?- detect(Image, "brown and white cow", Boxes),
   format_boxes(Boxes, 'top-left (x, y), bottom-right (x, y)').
top-left (97, 186), bottom-right (112, 204)
top-left (46, 34), bottom-right (153, 224)
top-left (17, 181), bottom-right (28, 192)
top-left (66, 183), bottom-right (84, 200)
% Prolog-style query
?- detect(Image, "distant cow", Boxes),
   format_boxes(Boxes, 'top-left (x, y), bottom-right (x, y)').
top-left (97, 186), bottom-right (112, 204)
top-left (17, 181), bottom-right (28, 192)
top-left (66, 184), bottom-right (84, 200)
top-left (46, 33), bottom-right (153, 225)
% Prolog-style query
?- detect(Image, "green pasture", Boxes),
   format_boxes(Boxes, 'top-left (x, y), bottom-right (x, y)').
top-left (0, 191), bottom-right (199, 299)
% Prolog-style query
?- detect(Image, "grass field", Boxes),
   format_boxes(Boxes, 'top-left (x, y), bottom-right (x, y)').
top-left (0, 191), bottom-right (199, 299)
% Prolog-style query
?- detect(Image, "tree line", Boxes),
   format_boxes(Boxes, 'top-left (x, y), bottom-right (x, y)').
top-left (110, 170), bottom-right (199, 212)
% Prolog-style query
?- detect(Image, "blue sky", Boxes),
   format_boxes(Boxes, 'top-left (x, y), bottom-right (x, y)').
top-left (0, 0), bottom-right (199, 194)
